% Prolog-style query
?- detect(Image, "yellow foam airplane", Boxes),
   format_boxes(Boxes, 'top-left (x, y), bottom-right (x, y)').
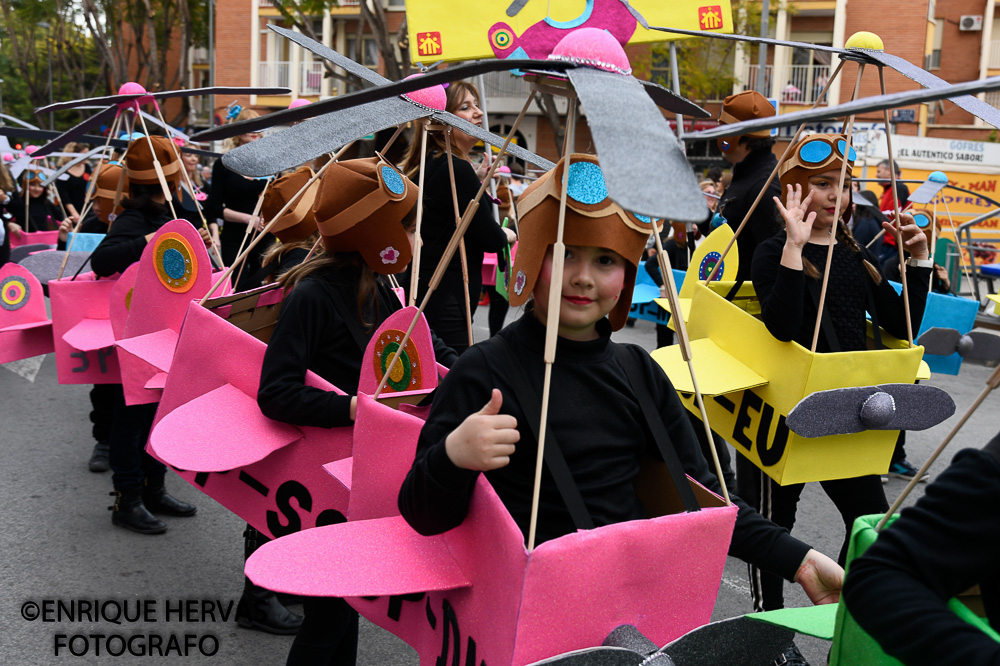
top-left (652, 226), bottom-right (953, 486)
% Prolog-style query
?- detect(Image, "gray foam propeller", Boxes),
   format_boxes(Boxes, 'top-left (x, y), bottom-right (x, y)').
top-left (787, 383), bottom-right (956, 438)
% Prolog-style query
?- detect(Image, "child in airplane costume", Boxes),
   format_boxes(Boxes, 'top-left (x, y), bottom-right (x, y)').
top-left (399, 154), bottom-right (843, 603)
top-left (257, 156), bottom-right (458, 665)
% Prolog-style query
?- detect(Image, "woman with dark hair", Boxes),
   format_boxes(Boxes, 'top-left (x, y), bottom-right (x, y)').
top-left (205, 108), bottom-right (270, 291)
top-left (400, 81), bottom-right (516, 354)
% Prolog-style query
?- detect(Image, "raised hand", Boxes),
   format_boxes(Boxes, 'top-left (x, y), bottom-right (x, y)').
top-left (883, 212), bottom-right (929, 261)
top-left (775, 184), bottom-right (817, 249)
top-left (445, 389), bottom-right (520, 472)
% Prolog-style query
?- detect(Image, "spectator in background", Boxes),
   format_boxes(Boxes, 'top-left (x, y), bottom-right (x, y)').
top-left (877, 159), bottom-right (910, 268)
top-left (851, 189), bottom-right (883, 249)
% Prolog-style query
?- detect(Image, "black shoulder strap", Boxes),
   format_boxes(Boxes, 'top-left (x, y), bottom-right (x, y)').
top-left (866, 275), bottom-right (883, 350)
top-left (490, 336), bottom-right (596, 531)
top-left (613, 346), bottom-right (701, 513)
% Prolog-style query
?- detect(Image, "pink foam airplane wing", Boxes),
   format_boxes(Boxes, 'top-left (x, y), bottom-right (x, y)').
top-left (117, 221), bottom-right (212, 403)
top-left (323, 458), bottom-right (353, 494)
top-left (0, 262), bottom-right (53, 363)
top-left (148, 301), bottom-right (353, 539)
top-left (150, 383), bottom-right (304, 471)
top-left (10, 230), bottom-right (59, 248)
top-left (245, 516), bottom-right (471, 598)
top-left (117, 327), bottom-right (179, 373)
top-left (61, 317), bottom-right (116, 352)
top-left (108, 264), bottom-right (139, 342)
top-left (49, 272), bottom-right (123, 385)
top-left (347, 394), bottom-right (426, 521)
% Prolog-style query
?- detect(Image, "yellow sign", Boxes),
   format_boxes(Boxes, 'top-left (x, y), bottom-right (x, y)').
top-left (405, 0), bottom-right (734, 64)
top-left (653, 282), bottom-right (924, 485)
top-left (862, 167), bottom-right (1000, 264)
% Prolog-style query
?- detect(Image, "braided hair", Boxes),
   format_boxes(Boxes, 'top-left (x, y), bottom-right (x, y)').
top-left (801, 218), bottom-right (882, 284)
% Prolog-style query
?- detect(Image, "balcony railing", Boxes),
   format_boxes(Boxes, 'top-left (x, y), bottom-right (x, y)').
top-left (985, 91), bottom-right (1000, 108)
top-left (259, 61), bottom-right (290, 89)
top-left (743, 64), bottom-right (830, 105)
top-left (991, 40), bottom-right (1000, 69)
top-left (301, 62), bottom-right (324, 95)
top-left (478, 70), bottom-right (533, 100)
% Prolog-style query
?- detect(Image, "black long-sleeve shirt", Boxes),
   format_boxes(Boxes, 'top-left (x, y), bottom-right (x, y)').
top-left (9, 192), bottom-right (63, 232)
top-left (398, 313), bottom-right (811, 580)
top-left (844, 434), bottom-right (1000, 666)
top-left (415, 153), bottom-right (507, 297)
top-left (752, 231), bottom-right (930, 352)
top-left (90, 207), bottom-right (172, 277)
top-left (258, 262), bottom-right (458, 429)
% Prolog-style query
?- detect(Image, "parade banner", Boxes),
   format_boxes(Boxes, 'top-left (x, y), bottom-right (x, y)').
top-left (406, 0), bottom-right (733, 63)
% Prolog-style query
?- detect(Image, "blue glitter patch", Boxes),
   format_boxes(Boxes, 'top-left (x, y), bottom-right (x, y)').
top-left (799, 141), bottom-right (832, 164)
top-left (566, 162), bottom-right (608, 205)
top-left (914, 213), bottom-right (930, 228)
top-left (836, 140), bottom-right (857, 162)
top-left (634, 213), bottom-right (659, 226)
top-left (162, 248), bottom-right (186, 279)
top-left (381, 166), bottom-right (405, 195)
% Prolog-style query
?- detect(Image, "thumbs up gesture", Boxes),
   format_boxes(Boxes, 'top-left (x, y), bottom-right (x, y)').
top-left (445, 389), bottom-right (520, 471)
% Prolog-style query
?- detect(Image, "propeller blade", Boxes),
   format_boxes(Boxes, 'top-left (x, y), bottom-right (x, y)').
top-left (788, 384), bottom-right (955, 437)
top-left (917, 327), bottom-right (963, 356)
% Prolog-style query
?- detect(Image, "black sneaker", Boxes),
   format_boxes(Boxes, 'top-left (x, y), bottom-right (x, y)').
top-left (773, 643), bottom-right (810, 666)
top-left (888, 459), bottom-right (930, 482)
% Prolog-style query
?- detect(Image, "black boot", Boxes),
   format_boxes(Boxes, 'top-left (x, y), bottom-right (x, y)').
top-left (142, 475), bottom-right (197, 517)
top-left (109, 489), bottom-right (167, 534)
top-left (236, 525), bottom-right (303, 635)
top-left (88, 440), bottom-right (110, 473)
top-left (236, 580), bottom-right (304, 635)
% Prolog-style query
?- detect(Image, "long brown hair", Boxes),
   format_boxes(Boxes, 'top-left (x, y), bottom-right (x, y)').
top-left (277, 251), bottom-right (381, 331)
top-left (400, 80), bottom-right (480, 178)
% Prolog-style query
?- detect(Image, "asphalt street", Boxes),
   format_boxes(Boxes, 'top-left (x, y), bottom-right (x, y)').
top-left (2, 307), bottom-right (997, 665)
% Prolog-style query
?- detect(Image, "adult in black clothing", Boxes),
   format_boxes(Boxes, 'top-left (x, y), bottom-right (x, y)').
top-left (8, 170), bottom-right (63, 234)
top-left (257, 157), bottom-right (457, 666)
top-left (747, 133), bottom-right (931, 617)
top-left (54, 142), bottom-right (92, 221)
top-left (399, 154), bottom-right (843, 614)
top-left (91, 136), bottom-right (208, 535)
top-left (204, 109), bottom-right (270, 290)
top-left (699, 91), bottom-right (781, 283)
top-left (400, 80), bottom-right (516, 354)
top-left (843, 431), bottom-right (1000, 666)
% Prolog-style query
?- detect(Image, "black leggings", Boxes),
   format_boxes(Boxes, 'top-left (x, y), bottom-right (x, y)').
top-left (737, 455), bottom-right (888, 612)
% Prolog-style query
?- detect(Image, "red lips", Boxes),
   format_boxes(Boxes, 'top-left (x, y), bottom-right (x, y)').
top-left (564, 295), bottom-right (594, 305)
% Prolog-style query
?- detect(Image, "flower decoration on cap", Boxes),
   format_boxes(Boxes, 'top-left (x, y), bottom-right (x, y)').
top-left (380, 247), bottom-right (400, 265)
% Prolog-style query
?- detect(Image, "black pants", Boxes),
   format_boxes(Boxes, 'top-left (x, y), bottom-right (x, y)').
top-left (286, 597), bottom-right (358, 666)
top-left (89, 383), bottom-right (118, 443)
top-left (485, 284), bottom-right (509, 337)
top-left (108, 385), bottom-right (164, 490)
top-left (738, 456), bottom-right (888, 611)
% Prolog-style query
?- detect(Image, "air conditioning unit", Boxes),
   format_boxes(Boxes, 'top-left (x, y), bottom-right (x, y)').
top-left (960, 15), bottom-right (983, 31)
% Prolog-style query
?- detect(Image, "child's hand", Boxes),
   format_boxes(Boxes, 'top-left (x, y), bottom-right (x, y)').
top-left (58, 218), bottom-right (73, 243)
top-left (775, 184), bottom-right (816, 249)
top-left (883, 213), bottom-right (929, 261)
top-left (445, 389), bottom-right (519, 471)
top-left (794, 548), bottom-right (844, 605)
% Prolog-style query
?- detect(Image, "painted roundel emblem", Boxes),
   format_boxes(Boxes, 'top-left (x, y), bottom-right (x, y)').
top-left (698, 251), bottom-right (725, 282)
top-left (491, 27), bottom-right (514, 50)
top-left (153, 232), bottom-right (198, 293)
top-left (0, 275), bottom-right (29, 311)
top-left (373, 329), bottom-right (422, 393)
